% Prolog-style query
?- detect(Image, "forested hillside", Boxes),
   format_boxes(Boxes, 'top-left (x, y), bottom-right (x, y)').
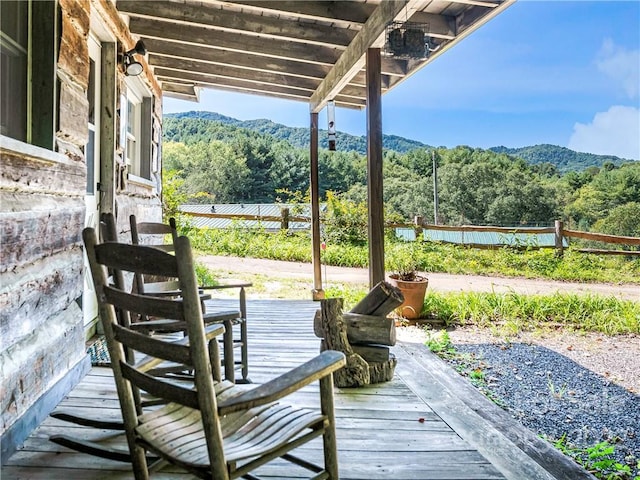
top-left (165, 111), bottom-right (427, 153)
top-left (165, 111), bottom-right (629, 172)
top-left (490, 145), bottom-right (627, 172)
top-left (162, 113), bottom-right (640, 237)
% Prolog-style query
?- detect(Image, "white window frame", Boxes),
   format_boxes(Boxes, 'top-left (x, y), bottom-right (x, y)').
top-left (121, 76), bottom-right (152, 183)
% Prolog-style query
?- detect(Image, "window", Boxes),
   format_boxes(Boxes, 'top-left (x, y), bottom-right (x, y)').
top-left (125, 95), bottom-right (141, 174)
top-left (0, 1), bottom-right (28, 141)
top-left (122, 78), bottom-right (152, 181)
top-left (0, 0), bottom-right (56, 148)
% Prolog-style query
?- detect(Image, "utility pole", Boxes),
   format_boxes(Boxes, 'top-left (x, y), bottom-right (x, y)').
top-left (432, 150), bottom-right (439, 225)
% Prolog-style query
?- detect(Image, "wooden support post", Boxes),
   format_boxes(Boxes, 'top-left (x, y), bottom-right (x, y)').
top-left (280, 207), bottom-right (290, 231)
top-left (366, 48), bottom-right (385, 289)
top-left (100, 43), bottom-right (117, 215)
top-left (555, 220), bottom-right (564, 257)
top-left (310, 111), bottom-right (324, 299)
top-left (414, 215), bottom-right (423, 242)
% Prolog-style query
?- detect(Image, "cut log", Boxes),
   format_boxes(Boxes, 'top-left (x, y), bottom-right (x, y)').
top-left (351, 345), bottom-right (389, 363)
top-left (314, 311), bottom-right (396, 346)
top-left (343, 313), bottom-right (396, 346)
top-left (349, 281), bottom-right (404, 317)
top-left (368, 355), bottom-right (397, 384)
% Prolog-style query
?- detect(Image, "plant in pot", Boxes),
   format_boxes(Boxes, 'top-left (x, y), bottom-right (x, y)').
top-left (386, 252), bottom-right (428, 320)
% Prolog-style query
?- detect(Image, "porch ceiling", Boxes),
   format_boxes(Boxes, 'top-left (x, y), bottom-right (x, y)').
top-left (116, 0), bottom-right (514, 112)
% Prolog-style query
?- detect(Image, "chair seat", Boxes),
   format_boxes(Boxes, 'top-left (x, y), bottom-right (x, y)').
top-left (136, 400), bottom-right (326, 469)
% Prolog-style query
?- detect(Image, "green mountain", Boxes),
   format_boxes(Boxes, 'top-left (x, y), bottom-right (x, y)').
top-left (165, 111), bottom-right (632, 172)
top-left (165, 111), bottom-right (428, 154)
top-left (489, 145), bottom-right (628, 173)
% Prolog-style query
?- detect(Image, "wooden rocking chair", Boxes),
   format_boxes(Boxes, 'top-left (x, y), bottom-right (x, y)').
top-left (81, 226), bottom-right (345, 479)
top-left (50, 213), bottom-right (229, 461)
top-left (130, 214), bottom-right (251, 383)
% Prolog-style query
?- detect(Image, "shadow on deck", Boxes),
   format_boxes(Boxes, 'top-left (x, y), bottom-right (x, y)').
top-left (3, 299), bottom-right (593, 479)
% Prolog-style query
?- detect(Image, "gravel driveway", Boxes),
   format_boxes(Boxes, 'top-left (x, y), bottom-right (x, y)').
top-left (200, 254), bottom-right (640, 301)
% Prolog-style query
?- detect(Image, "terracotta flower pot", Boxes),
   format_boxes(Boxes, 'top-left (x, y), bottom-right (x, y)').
top-left (388, 275), bottom-right (428, 319)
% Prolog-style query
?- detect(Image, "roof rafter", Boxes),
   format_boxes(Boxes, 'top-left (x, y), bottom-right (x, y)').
top-left (118, 0), bottom-right (358, 48)
top-left (114, 0), bottom-right (514, 106)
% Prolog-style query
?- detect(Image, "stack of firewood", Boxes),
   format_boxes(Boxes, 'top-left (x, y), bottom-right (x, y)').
top-left (314, 282), bottom-right (404, 388)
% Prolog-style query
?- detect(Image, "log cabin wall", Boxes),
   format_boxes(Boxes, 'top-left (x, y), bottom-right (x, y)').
top-left (0, 0), bottom-right (162, 459)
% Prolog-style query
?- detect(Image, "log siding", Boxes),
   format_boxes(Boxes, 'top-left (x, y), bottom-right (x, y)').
top-left (1, 0), bottom-right (162, 460)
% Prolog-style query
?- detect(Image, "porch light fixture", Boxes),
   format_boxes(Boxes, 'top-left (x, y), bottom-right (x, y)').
top-left (120, 40), bottom-right (147, 76)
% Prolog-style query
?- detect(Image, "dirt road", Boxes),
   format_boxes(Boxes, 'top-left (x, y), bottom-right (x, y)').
top-left (199, 254), bottom-right (639, 301)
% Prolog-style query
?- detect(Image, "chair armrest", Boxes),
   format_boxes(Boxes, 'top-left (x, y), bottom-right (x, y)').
top-left (203, 311), bottom-right (241, 323)
top-left (217, 350), bottom-right (345, 415)
top-left (200, 282), bottom-right (253, 291)
top-left (142, 291), bottom-right (212, 301)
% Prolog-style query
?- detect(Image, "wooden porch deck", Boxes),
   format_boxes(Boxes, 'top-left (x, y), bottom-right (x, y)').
top-left (3, 299), bottom-right (590, 480)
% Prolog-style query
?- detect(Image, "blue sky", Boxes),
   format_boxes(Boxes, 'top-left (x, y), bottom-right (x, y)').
top-left (163, 1), bottom-right (640, 160)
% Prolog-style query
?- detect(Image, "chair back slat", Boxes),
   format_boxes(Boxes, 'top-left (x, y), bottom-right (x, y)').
top-left (113, 324), bottom-right (191, 366)
top-left (129, 215), bottom-right (180, 296)
top-left (136, 222), bottom-right (173, 236)
top-left (95, 242), bottom-right (178, 279)
top-left (120, 363), bottom-right (200, 410)
top-left (103, 286), bottom-right (184, 321)
top-left (143, 280), bottom-right (182, 293)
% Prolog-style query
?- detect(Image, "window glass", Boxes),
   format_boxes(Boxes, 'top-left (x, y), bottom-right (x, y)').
top-left (126, 99), bottom-right (141, 175)
top-left (0, 0), bottom-right (28, 141)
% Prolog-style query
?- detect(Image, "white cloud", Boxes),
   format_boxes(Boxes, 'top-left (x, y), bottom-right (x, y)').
top-left (568, 105), bottom-right (640, 160)
top-left (596, 39), bottom-right (640, 99)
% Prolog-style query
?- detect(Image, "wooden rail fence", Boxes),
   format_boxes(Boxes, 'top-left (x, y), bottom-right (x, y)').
top-left (183, 210), bottom-right (640, 256)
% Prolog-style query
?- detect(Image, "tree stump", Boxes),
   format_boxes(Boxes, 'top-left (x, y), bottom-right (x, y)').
top-left (319, 298), bottom-right (370, 388)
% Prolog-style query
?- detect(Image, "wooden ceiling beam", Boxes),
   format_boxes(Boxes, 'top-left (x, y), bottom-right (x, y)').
top-left (150, 60), bottom-right (319, 92)
top-left (218, 1), bottom-right (375, 25)
top-left (117, 0), bottom-right (357, 48)
top-left (408, 11), bottom-right (458, 40)
top-left (154, 64), bottom-right (371, 100)
top-left (161, 82), bottom-right (200, 100)
top-left (447, 0), bottom-right (500, 8)
top-left (143, 38), bottom-right (332, 79)
top-left (159, 78), bottom-right (365, 109)
top-left (157, 70), bottom-right (315, 98)
top-left (310, 1), bottom-right (411, 112)
top-left (456, 1), bottom-right (515, 35)
top-left (128, 16), bottom-right (343, 65)
top-left (143, 35), bottom-right (404, 80)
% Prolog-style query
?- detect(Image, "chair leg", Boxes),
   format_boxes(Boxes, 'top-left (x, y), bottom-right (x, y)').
top-left (223, 319), bottom-right (235, 383)
top-left (239, 287), bottom-right (249, 382)
top-left (240, 318), bottom-right (249, 382)
top-left (319, 375), bottom-right (339, 479)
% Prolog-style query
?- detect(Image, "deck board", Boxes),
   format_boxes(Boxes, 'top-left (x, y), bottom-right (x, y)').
top-left (2, 299), bottom-right (589, 479)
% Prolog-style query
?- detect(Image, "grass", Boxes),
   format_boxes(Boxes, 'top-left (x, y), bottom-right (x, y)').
top-left (181, 225), bottom-right (640, 285)
top-left (188, 225), bottom-right (638, 335)
top-left (553, 436), bottom-right (639, 480)
top-left (422, 291), bottom-right (640, 335)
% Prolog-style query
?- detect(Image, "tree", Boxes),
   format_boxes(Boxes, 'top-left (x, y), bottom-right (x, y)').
top-left (592, 202), bottom-right (640, 239)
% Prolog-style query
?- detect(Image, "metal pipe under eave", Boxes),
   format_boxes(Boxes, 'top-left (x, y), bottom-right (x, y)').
top-left (310, 111), bottom-right (324, 300)
top-left (366, 48), bottom-right (385, 288)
